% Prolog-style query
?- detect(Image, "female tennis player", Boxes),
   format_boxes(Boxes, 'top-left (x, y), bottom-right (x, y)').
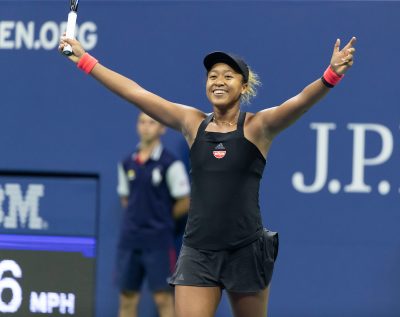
top-left (59, 35), bottom-right (356, 317)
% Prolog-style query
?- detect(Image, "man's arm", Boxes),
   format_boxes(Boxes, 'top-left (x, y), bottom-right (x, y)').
top-left (166, 160), bottom-right (191, 219)
top-left (172, 196), bottom-right (190, 219)
top-left (117, 163), bottom-right (130, 209)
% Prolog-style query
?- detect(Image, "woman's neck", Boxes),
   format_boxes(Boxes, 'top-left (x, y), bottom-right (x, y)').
top-left (212, 107), bottom-right (240, 126)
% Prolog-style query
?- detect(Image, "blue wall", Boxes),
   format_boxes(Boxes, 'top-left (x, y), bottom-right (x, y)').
top-left (1, 1), bottom-right (399, 316)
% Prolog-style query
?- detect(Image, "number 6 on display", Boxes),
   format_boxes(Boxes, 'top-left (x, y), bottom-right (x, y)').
top-left (0, 260), bottom-right (22, 313)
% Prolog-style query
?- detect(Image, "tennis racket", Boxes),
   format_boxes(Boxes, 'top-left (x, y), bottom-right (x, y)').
top-left (62, 0), bottom-right (79, 56)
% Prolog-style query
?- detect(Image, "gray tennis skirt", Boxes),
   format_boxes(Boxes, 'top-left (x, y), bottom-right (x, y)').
top-left (169, 229), bottom-right (278, 292)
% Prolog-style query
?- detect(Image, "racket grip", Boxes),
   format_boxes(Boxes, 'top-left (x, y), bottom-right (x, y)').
top-left (63, 11), bottom-right (77, 56)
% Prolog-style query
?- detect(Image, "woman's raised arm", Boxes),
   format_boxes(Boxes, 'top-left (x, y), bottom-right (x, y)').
top-left (255, 37), bottom-right (356, 139)
top-left (58, 37), bottom-right (203, 133)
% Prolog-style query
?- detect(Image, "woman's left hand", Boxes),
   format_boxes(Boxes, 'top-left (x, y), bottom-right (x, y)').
top-left (330, 36), bottom-right (356, 75)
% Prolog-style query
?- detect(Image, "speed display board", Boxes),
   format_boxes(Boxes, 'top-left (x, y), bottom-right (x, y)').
top-left (0, 173), bottom-right (98, 317)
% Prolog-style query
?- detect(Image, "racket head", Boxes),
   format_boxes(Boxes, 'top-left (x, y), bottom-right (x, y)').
top-left (70, 0), bottom-right (79, 12)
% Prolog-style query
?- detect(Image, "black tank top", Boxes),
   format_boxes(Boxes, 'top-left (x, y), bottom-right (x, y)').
top-left (183, 112), bottom-right (266, 250)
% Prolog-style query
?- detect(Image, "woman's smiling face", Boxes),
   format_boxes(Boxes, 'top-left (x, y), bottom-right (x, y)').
top-left (206, 63), bottom-right (247, 108)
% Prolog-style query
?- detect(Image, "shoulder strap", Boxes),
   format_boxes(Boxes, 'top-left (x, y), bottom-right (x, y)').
top-left (195, 113), bottom-right (214, 138)
top-left (236, 111), bottom-right (246, 136)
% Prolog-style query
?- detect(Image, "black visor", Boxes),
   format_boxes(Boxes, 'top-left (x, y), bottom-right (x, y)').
top-left (203, 51), bottom-right (249, 83)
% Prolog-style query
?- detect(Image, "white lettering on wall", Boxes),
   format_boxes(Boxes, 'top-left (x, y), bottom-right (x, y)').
top-left (292, 122), bottom-right (396, 195)
top-left (0, 20), bottom-right (98, 51)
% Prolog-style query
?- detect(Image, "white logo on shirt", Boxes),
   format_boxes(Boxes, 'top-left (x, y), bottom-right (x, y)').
top-left (152, 167), bottom-right (163, 186)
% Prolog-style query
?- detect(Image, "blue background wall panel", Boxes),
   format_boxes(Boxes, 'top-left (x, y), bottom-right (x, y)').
top-left (1, 1), bottom-right (399, 316)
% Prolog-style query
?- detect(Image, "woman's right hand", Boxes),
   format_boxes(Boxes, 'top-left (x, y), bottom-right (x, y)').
top-left (58, 36), bottom-right (86, 64)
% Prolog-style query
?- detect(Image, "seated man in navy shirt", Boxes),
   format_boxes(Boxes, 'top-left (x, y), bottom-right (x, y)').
top-left (116, 112), bottom-right (190, 317)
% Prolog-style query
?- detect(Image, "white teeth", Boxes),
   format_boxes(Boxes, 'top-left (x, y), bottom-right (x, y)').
top-left (213, 89), bottom-right (226, 95)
